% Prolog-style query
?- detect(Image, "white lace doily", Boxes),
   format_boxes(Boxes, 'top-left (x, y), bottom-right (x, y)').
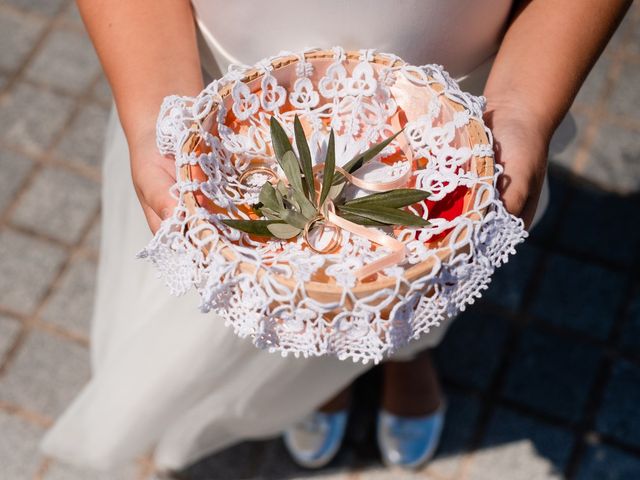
top-left (139, 46), bottom-right (527, 364)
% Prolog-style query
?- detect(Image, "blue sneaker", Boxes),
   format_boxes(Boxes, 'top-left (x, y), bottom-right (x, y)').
top-left (376, 400), bottom-right (446, 469)
top-left (283, 410), bottom-right (349, 469)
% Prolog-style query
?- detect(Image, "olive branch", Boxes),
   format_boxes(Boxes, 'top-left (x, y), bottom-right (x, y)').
top-left (222, 114), bottom-right (430, 239)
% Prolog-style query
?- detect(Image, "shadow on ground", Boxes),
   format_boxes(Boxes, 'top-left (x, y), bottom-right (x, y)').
top-left (178, 166), bottom-right (640, 479)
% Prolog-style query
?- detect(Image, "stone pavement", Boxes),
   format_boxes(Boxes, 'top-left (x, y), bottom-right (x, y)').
top-left (0, 1), bottom-right (638, 479)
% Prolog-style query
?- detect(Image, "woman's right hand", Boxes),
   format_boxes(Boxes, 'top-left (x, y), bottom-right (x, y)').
top-left (129, 128), bottom-right (178, 234)
top-left (75, 0), bottom-right (204, 233)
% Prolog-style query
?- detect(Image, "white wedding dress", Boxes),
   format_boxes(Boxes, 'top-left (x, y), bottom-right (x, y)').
top-left (40, 0), bottom-right (556, 471)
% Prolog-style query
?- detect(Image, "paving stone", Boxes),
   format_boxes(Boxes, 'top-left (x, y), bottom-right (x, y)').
top-left (548, 113), bottom-right (587, 173)
top-left (0, 411), bottom-right (43, 480)
top-left (0, 83), bottom-right (75, 154)
top-left (581, 122), bottom-right (640, 194)
top-left (92, 76), bottom-right (113, 104)
top-left (575, 54), bottom-right (612, 106)
top-left (624, 10), bottom-right (640, 56)
top-left (355, 466), bottom-right (424, 479)
top-left (609, 62), bottom-right (640, 122)
top-left (467, 408), bottom-right (573, 480)
top-left (596, 359), bottom-right (640, 448)
top-left (55, 104), bottom-right (109, 168)
top-left (0, 229), bottom-right (67, 315)
top-left (0, 73), bottom-right (8, 91)
top-left (26, 27), bottom-right (101, 95)
top-left (0, 315), bottom-right (21, 360)
top-left (484, 242), bottom-right (541, 311)
top-left (11, 166), bottom-right (100, 244)
top-left (557, 182), bottom-right (640, 265)
top-left (610, 4), bottom-right (639, 49)
top-left (83, 216), bottom-right (101, 252)
top-left (427, 391), bottom-right (481, 478)
top-left (435, 311), bottom-right (509, 390)
top-left (527, 170), bottom-right (570, 245)
top-left (502, 328), bottom-right (601, 422)
top-left (530, 253), bottom-right (626, 340)
top-left (61, 0), bottom-right (84, 28)
top-left (183, 441), bottom-right (264, 480)
top-left (618, 292), bottom-right (640, 355)
top-left (4, 0), bottom-right (67, 16)
top-left (44, 461), bottom-right (138, 480)
top-left (0, 330), bottom-right (90, 417)
top-left (0, 8), bottom-right (46, 72)
top-left (256, 439), bottom-right (353, 480)
top-left (0, 148), bottom-right (34, 213)
top-left (576, 443), bottom-right (640, 480)
top-left (40, 257), bottom-right (96, 336)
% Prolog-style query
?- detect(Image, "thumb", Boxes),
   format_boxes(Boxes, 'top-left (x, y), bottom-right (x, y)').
top-left (135, 169), bottom-right (178, 234)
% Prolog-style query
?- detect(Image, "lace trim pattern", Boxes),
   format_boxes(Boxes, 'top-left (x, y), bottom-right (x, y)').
top-left (139, 47), bottom-right (527, 364)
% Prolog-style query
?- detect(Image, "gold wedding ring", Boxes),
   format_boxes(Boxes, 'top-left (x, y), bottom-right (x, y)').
top-left (303, 216), bottom-right (342, 254)
top-left (239, 166), bottom-right (278, 185)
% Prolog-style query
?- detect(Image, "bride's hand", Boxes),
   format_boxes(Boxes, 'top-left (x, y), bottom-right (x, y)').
top-left (129, 128), bottom-right (178, 234)
top-left (483, 98), bottom-right (550, 230)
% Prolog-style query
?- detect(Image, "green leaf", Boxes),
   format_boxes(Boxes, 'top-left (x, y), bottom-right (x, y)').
top-left (274, 182), bottom-right (286, 208)
top-left (280, 208), bottom-right (309, 229)
top-left (270, 115), bottom-right (293, 166)
top-left (338, 204), bottom-right (429, 227)
top-left (259, 182), bottom-right (280, 212)
top-left (335, 209), bottom-right (388, 226)
top-left (294, 114), bottom-right (316, 206)
top-left (288, 195), bottom-right (300, 211)
top-left (318, 128), bottom-right (335, 207)
top-left (342, 127), bottom-right (405, 174)
top-left (221, 219), bottom-right (283, 237)
top-left (343, 189), bottom-right (430, 209)
top-left (297, 200), bottom-right (317, 220)
top-left (267, 222), bottom-right (302, 239)
top-left (281, 150), bottom-right (317, 218)
top-left (260, 207), bottom-right (282, 220)
top-left (281, 150), bottom-right (305, 196)
top-left (327, 182), bottom-right (346, 203)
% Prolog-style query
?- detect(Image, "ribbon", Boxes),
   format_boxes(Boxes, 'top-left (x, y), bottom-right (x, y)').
top-left (324, 201), bottom-right (407, 280)
top-left (333, 165), bottom-right (412, 192)
top-left (308, 162), bottom-right (414, 280)
top-left (257, 134), bottom-right (418, 281)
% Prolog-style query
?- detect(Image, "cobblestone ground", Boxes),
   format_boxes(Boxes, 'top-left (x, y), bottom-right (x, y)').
top-left (0, 1), bottom-right (639, 479)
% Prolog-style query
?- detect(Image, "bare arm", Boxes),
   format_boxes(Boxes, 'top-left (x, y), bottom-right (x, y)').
top-left (77, 0), bottom-right (204, 232)
top-left (483, 0), bottom-right (632, 226)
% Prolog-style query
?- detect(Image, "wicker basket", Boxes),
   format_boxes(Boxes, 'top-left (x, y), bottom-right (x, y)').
top-left (145, 47), bottom-right (524, 362)
top-left (182, 49), bottom-right (491, 305)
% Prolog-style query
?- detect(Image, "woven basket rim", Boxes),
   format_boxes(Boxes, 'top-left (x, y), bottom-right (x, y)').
top-left (179, 48), bottom-right (494, 301)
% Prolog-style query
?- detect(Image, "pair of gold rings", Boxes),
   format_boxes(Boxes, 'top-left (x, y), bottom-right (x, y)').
top-left (240, 166), bottom-right (342, 253)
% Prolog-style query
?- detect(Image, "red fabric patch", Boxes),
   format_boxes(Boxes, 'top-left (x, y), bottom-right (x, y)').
top-left (421, 185), bottom-right (469, 242)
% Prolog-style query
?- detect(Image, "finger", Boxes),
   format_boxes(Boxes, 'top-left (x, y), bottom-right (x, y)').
top-left (136, 169), bottom-right (177, 230)
top-left (141, 203), bottom-right (163, 234)
top-left (519, 175), bottom-right (545, 230)
top-left (520, 197), bottom-right (539, 231)
top-left (496, 166), bottom-right (529, 221)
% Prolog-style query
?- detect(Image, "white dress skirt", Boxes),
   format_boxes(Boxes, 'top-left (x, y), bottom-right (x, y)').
top-left (40, 0), bottom-right (558, 471)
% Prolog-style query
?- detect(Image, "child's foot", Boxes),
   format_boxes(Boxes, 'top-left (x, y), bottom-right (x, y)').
top-left (377, 350), bottom-right (446, 469)
top-left (283, 384), bottom-right (351, 469)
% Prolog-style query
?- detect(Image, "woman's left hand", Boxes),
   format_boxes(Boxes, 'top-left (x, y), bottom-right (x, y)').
top-left (483, 97), bottom-right (550, 230)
